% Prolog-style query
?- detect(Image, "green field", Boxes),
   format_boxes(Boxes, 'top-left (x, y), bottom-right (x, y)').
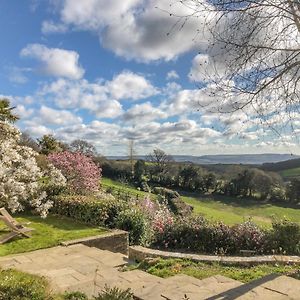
top-left (280, 167), bottom-right (300, 179)
top-left (182, 195), bottom-right (300, 227)
top-left (102, 177), bottom-right (300, 227)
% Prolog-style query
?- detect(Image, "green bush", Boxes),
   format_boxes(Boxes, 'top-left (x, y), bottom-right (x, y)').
top-left (0, 269), bottom-right (51, 300)
top-left (153, 187), bottom-right (180, 200)
top-left (115, 208), bottom-right (151, 245)
top-left (94, 286), bottom-right (133, 300)
top-left (52, 195), bottom-right (128, 228)
top-left (268, 219), bottom-right (300, 255)
top-left (153, 187), bottom-right (191, 216)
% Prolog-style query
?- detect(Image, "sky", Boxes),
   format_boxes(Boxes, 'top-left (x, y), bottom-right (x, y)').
top-left (0, 0), bottom-right (299, 156)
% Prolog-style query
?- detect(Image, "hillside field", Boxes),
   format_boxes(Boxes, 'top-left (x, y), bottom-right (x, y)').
top-left (280, 167), bottom-right (300, 179)
top-left (101, 177), bottom-right (300, 227)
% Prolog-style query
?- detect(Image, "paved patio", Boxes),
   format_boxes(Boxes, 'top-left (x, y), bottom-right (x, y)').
top-left (0, 244), bottom-right (299, 299)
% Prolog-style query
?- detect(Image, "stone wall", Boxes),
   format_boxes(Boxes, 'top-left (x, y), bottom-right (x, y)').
top-left (129, 245), bottom-right (300, 266)
top-left (62, 230), bottom-right (129, 255)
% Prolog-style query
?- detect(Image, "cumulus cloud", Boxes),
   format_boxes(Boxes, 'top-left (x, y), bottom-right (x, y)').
top-left (38, 105), bottom-right (82, 125)
top-left (20, 44), bottom-right (85, 79)
top-left (123, 102), bottom-right (167, 123)
top-left (41, 20), bottom-right (68, 34)
top-left (108, 71), bottom-right (158, 101)
top-left (40, 78), bottom-right (123, 118)
top-left (48, 0), bottom-right (214, 62)
top-left (166, 70), bottom-right (179, 80)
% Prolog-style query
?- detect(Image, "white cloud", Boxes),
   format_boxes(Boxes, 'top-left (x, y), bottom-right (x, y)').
top-left (20, 44), bottom-right (85, 79)
top-left (50, 0), bottom-right (214, 62)
top-left (189, 54), bottom-right (225, 83)
top-left (41, 20), bottom-right (68, 34)
top-left (166, 70), bottom-right (179, 80)
top-left (40, 78), bottom-right (123, 118)
top-left (108, 71), bottom-right (158, 100)
top-left (39, 105), bottom-right (82, 125)
top-left (123, 102), bottom-right (167, 123)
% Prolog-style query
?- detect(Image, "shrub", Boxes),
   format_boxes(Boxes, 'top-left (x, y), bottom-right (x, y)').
top-left (153, 217), bottom-right (267, 255)
top-left (94, 286), bottom-right (133, 300)
top-left (268, 219), bottom-right (300, 255)
top-left (52, 195), bottom-right (128, 228)
top-left (48, 151), bottom-right (101, 194)
top-left (153, 187), bottom-right (180, 200)
top-left (230, 221), bottom-right (266, 254)
top-left (115, 208), bottom-right (151, 245)
top-left (153, 187), bottom-right (191, 216)
top-left (62, 291), bottom-right (88, 300)
top-left (0, 269), bottom-right (51, 300)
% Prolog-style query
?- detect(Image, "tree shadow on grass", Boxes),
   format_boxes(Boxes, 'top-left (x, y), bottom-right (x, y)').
top-left (179, 190), bottom-right (300, 210)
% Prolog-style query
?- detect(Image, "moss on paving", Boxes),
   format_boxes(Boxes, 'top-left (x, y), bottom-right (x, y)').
top-left (0, 214), bottom-right (107, 256)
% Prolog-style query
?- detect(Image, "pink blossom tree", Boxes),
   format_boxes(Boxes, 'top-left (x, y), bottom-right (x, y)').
top-left (48, 151), bottom-right (101, 194)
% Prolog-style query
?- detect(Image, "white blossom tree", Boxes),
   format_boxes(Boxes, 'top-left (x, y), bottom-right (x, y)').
top-left (0, 121), bottom-right (66, 217)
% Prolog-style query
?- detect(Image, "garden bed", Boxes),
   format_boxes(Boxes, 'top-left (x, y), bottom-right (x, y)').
top-left (0, 214), bottom-right (107, 256)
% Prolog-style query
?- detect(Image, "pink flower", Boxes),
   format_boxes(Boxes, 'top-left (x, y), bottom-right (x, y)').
top-left (48, 151), bottom-right (101, 194)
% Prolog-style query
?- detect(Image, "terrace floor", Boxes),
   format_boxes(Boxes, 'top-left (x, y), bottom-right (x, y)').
top-left (0, 244), bottom-right (299, 299)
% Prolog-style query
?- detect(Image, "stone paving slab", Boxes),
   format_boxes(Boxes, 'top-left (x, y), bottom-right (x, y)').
top-left (0, 244), bottom-right (299, 299)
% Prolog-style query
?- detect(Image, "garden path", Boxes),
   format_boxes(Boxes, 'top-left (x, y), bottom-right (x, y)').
top-left (0, 244), bottom-right (299, 299)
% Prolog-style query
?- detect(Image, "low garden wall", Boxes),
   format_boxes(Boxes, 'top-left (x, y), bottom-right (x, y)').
top-left (61, 229), bottom-right (129, 255)
top-left (129, 245), bottom-right (300, 266)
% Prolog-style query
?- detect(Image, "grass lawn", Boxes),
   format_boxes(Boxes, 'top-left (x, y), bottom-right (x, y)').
top-left (129, 258), bottom-right (300, 283)
top-left (0, 214), bottom-right (107, 256)
top-left (102, 177), bottom-right (155, 199)
top-left (182, 194), bottom-right (300, 227)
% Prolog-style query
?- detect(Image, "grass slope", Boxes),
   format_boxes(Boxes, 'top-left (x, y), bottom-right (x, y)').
top-left (0, 214), bottom-right (107, 256)
top-left (280, 167), bottom-right (300, 179)
top-left (102, 177), bottom-right (300, 227)
top-left (182, 195), bottom-right (300, 227)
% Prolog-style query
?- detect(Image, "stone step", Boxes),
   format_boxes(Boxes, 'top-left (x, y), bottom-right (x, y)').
top-left (225, 274), bottom-right (300, 300)
top-left (138, 275), bottom-right (243, 300)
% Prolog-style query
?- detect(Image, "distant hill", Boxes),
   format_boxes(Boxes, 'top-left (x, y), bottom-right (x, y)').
top-left (107, 153), bottom-right (300, 165)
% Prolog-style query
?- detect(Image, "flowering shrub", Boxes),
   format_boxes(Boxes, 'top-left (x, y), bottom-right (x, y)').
top-left (231, 221), bottom-right (266, 254)
top-left (136, 196), bottom-right (174, 235)
top-left (48, 151), bottom-right (101, 194)
top-left (152, 216), bottom-right (270, 255)
top-left (0, 121), bottom-right (66, 217)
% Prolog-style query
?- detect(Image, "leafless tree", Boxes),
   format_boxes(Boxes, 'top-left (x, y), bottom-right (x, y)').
top-left (171, 0), bottom-right (300, 133)
top-left (148, 148), bottom-right (174, 174)
top-left (70, 139), bottom-right (97, 156)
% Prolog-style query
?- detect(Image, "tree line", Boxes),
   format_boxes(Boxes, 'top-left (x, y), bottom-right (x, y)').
top-left (19, 133), bottom-right (300, 205)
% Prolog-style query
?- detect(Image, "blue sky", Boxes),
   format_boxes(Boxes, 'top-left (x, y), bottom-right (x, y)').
top-left (0, 0), bottom-right (299, 156)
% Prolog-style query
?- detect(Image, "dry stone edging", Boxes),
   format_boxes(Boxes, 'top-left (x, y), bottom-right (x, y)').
top-left (61, 229), bottom-right (129, 255)
top-left (129, 245), bottom-right (300, 266)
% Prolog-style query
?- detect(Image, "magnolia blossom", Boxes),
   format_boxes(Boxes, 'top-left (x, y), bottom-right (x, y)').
top-left (48, 151), bottom-right (101, 194)
top-left (0, 122), bottom-right (66, 217)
